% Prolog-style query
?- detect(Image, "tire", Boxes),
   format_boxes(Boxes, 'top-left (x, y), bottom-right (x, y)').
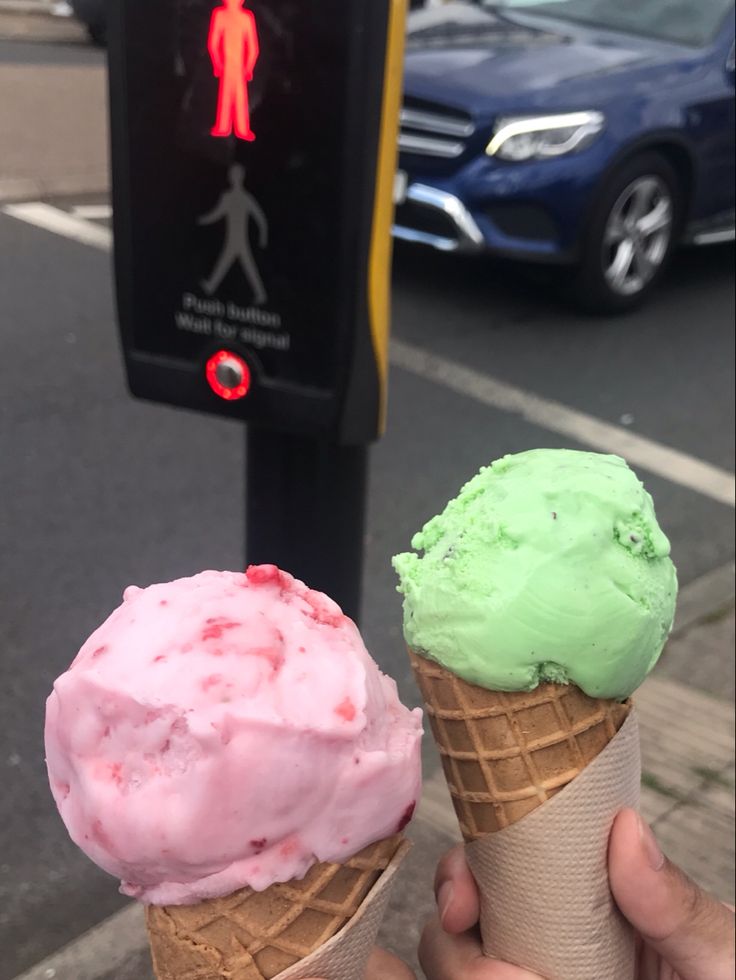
top-left (570, 152), bottom-right (684, 314)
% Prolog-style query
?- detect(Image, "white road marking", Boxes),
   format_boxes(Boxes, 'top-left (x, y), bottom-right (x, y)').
top-left (4, 203), bottom-right (734, 507)
top-left (391, 340), bottom-right (736, 508)
top-left (70, 203), bottom-right (113, 221)
top-left (3, 202), bottom-right (112, 251)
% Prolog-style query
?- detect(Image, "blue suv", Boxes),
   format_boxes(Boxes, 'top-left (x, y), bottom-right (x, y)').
top-left (394, 0), bottom-right (736, 311)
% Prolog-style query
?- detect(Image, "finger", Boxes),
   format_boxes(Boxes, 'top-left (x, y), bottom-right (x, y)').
top-left (636, 941), bottom-right (665, 980)
top-left (609, 809), bottom-right (736, 980)
top-left (434, 843), bottom-right (481, 934)
top-left (419, 914), bottom-right (542, 980)
top-left (365, 947), bottom-right (416, 979)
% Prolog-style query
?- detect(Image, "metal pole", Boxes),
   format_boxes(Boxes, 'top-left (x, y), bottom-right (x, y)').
top-left (245, 427), bottom-right (368, 623)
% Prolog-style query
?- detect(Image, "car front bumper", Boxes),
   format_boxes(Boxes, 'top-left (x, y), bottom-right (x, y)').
top-left (392, 146), bottom-right (610, 264)
top-left (392, 183), bottom-right (486, 253)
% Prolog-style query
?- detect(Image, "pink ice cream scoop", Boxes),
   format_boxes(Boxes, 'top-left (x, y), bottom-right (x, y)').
top-left (45, 565), bottom-right (423, 905)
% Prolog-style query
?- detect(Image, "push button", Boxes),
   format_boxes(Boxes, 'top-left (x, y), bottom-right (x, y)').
top-left (205, 350), bottom-right (251, 401)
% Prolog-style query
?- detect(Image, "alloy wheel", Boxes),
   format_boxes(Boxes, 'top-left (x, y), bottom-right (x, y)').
top-left (602, 175), bottom-right (673, 297)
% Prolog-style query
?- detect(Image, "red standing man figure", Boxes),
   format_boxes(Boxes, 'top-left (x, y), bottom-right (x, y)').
top-left (208, 0), bottom-right (260, 141)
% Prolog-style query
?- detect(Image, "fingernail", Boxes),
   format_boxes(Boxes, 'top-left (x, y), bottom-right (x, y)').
top-left (637, 814), bottom-right (665, 871)
top-left (437, 880), bottom-right (454, 928)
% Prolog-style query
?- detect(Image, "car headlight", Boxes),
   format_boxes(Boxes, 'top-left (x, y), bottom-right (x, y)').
top-left (486, 111), bottom-right (605, 162)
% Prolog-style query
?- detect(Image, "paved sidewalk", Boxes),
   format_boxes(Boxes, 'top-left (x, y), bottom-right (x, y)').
top-left (15, 576), bottom-right (735, 980)
top-left (0, 11), bottom-right (108, 203)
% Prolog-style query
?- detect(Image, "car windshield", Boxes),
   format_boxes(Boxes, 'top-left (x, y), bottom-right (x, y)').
top-left (485, 0), bottom-right (735, 46)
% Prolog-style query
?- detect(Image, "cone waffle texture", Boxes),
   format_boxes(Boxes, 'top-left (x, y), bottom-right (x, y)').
top-left (408, 648), bottom-right (631, 838)
top-left (146, 835), bottom-right (405, 980)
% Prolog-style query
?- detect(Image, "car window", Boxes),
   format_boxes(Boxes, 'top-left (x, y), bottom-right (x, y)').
top-left (488, 0), bottom-right (735, 47)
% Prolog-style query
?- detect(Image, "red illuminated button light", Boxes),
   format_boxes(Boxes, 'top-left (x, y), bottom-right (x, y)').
top-left (206, 350), bottom-right (251, 401)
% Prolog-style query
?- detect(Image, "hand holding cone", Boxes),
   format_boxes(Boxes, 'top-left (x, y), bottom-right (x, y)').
top-left (394, 450), bottom-right (678, 980)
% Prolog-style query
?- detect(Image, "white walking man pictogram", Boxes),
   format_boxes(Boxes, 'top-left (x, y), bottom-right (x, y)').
top-left (199, 163), bottom-right (268, 304)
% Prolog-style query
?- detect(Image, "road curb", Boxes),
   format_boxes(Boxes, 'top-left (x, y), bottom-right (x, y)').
top-left (0, 172), bottom-right (109, 206)
top-left (0, 8), bottom-right (87, 42)
top-left (0, 2), bottom-right (54, 14)
top-left (12, 904), bottom-right (147, 980)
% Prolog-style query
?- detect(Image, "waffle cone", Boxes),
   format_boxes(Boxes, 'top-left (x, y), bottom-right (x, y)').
top-left (409, 648), bottom-right (630, 839)
top-left (145, 834), bottom-right (403, 980)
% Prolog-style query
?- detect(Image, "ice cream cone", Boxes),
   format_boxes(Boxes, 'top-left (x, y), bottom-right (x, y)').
top-left (146, 834), bottom-right (404, 980)
top-left (409, 648), bottom-right (631, 838)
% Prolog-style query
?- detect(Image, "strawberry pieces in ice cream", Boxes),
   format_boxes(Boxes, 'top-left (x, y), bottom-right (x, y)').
top-left (45, 566), bottom-right (422, 904)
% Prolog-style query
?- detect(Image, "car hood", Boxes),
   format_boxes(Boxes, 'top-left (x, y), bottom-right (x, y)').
top-left (404, 3), bottom-right (679, 115)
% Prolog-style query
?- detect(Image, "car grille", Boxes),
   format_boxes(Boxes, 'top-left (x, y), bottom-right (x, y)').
top-left (399, 98), bottom-right (475, 159)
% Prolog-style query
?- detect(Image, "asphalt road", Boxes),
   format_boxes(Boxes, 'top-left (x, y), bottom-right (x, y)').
top-left (1, 143), bottom-right (735, 980)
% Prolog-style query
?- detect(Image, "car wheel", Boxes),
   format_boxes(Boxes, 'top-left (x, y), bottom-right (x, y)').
top-left (87, 21), bottom-right (107, 46)
top-left (571, 153), bottom-right (682, 314)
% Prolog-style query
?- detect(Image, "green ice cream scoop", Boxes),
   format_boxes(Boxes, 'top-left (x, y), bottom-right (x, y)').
top-left (393, 449), bottom-right (677, 700)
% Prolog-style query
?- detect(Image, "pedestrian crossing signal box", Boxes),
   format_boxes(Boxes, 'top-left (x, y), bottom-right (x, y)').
top-left (108, 0), bottom-right (406, 445)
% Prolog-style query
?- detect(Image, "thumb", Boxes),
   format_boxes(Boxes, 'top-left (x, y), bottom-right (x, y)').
top-left (609, 809), bottom-right (735, 980)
